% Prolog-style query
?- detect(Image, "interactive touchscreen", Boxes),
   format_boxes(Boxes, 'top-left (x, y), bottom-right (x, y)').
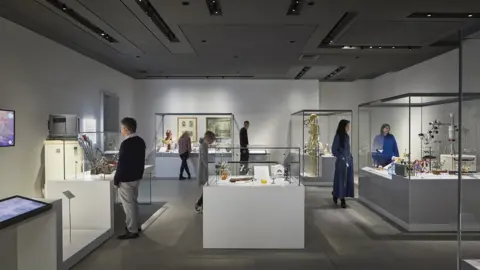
top-left (0, 109), bottom-right (14, 147)
top-left (0, 196), bottom-right (52, 230)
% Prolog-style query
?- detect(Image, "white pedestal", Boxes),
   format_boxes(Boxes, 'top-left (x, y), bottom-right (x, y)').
top-left (0, 199), bottom-right (61, 270)
top-left (45, 176), bottom-right (114, 269)
top-left (203, 176), bottom-right (305, 249)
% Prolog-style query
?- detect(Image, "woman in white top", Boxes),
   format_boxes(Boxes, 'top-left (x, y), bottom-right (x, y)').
top-left (195, 131), bottom-right (216, 213)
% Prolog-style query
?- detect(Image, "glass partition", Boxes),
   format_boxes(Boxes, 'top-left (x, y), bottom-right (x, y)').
top-left (290, 110), bottom-right (352, 180)
top-left (459, 32), bottom-right (480, 270)
top-left (206, 146), bottom-right (301, 186)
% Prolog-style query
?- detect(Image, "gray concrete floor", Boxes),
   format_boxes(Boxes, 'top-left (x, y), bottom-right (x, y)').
top-left (73, 180), bottom-right (480, 270)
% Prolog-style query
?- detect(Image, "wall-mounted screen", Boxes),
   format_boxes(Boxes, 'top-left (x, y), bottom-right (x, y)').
top-left (0, 109), bottom-right (15, 147)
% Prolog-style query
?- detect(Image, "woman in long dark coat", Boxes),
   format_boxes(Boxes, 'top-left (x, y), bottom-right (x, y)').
top-left (331, 119), bottom-right (354, 208)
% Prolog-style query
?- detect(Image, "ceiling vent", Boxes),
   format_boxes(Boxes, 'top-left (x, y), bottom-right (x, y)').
top-left (299, 54), bottom-right (319, 61)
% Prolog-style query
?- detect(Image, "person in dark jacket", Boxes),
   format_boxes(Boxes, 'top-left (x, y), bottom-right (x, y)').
top-left (239, 120), bottom-right (250, 174)
top-left (114, 117), bottom-right (146, 240)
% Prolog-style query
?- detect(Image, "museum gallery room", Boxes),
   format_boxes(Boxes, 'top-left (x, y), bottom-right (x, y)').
top-left (4, 0), bottom-right (480, 270)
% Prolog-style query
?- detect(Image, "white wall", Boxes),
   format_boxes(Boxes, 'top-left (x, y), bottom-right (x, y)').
top-left (134, 79), bottom-right (319, 153)
top-left (0, 17), bottom-right (134, 197)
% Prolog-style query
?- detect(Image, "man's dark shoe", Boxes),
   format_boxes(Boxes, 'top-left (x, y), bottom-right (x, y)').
top-left (118, 232), bottom-right (139, 240)
top-left (187, 174), bottom-right (191, 180)
top-left (179, 176), bottom-right (186, 180)
top-left (125, 226), bottom-right (141, 233)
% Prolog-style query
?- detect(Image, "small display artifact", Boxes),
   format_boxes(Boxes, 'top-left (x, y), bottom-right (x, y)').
top-left (0, 109), bottom-right (15, 147)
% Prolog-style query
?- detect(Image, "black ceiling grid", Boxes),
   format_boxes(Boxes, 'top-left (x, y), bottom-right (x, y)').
top-left (206, 0), bottom-right (222, 16)
top-left (136, 0), bottom-right (180, 42)
top-left (407, 12), bottom-right (480, 19)
top-left (323, 66), bottom-right (346, 80)
top-left (287, 0), bottom-right (305, 16)
top-left (318, 12), bottom-right (357, 47)
top-left (294, 66), bottom-right (311, 79)
top-left (45, 0), bottom-right (117, 43)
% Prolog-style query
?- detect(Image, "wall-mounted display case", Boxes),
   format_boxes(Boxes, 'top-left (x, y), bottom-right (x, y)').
top-left (154, 113), bottom-right (236, 179)
top-left (290, 110), bottom-right (352, 185)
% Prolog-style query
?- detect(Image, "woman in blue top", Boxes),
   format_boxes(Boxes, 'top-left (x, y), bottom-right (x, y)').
top-left (372, 123), bottom-right (399, 167)
top-left (332, 119), bottom-right (354, 208)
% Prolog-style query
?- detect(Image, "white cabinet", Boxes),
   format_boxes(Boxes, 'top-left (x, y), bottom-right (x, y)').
top-left (45, 140), bottom-right (83, 181)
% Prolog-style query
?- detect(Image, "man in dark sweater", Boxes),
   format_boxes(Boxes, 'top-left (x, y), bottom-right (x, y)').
top-left (239, 120), bottom-right (250, 175)
top-left (114, 117), bottom-right (146, 240)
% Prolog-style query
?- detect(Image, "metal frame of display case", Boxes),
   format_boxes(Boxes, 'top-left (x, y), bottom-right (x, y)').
top-left (207, 146), bottom-right (302, 186)
top-left (290, 109), bottom-right (353, 180)
top-left (358, 92), bottom-right (480, 178)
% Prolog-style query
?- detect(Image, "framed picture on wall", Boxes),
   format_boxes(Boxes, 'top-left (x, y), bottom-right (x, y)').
top-left (206, 117), bottom-right (232, 138)
top-left (177, 117), bottom-right (197, 142)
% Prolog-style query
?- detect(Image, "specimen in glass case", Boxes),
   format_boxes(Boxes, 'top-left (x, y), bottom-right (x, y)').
top-left (304, 114), bottom-right (319, 175)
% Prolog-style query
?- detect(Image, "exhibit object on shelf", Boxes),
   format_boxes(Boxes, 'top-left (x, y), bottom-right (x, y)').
top-left (45, 140), bottom-right (84, 180)
top-left (206, 117), bottom-right (232, 138)
top-left (304, 114), bottom-right (320, 176)
top-left (162, 129), bottom-right (174, 151)
top-left (177, 117), bottom-right (197, 142)
top-left (78, 134), bottom-right (116, 175)
top-left (48, 114), bottom-right (79, 139)
top-left (0, 109), bottom-right (15, 147)
top-left (0, 196), bottom-right (52, 230)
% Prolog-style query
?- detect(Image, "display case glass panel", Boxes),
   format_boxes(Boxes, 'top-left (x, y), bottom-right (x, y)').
top-left (154, 113), bottom-right (235, 154)
top-left (359, 93), bottom-right (480, 180)
top-left (459, 33), bottom-right (480, 269)
top-left (290, 110), bottom-right (352, 178)
top-left (206, 146), bottom-right (301, 186)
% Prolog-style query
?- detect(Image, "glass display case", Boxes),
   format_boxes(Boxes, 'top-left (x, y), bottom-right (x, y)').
top-left (154, 113), bottom-right (235, 153)
top-left (290, 110), bottom-right (352, 183)
top-left (357, 92), bottom-right (480, 236)
top-left (154, 113), bottom-right (236, 179)
top-left (358, 93), bottom-right (480, 179)
top-left (206, 146), bottom-right (301, 186)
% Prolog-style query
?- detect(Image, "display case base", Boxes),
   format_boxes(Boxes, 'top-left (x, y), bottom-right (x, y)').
top-left (203, 176), bottom-right (305, 249)
top-left (359, 167), bottom-right (480, 232)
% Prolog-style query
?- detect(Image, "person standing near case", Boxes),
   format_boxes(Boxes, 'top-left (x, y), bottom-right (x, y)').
top-left (114, 117), bottom-right (146, 240)
top-left (331, 119), bottom-right (354, 209)
top-left (178, 131), bottom-right (192, 180)
top-left (195, 131), bottom-right (216, 213)
top-left (239, 120), bottom-right (250, 175)
top-left (372, 123), bottom-right (399, 167)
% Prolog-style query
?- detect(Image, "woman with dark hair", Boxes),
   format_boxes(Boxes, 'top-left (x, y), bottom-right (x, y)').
top-left (372, 123), bottom-right (399, 167)
top-left (331, 119), bottom-right (354, 208)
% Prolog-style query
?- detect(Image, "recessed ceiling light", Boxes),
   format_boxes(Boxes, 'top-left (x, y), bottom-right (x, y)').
top-left (369, 46), bottom-right (373, 49)
top-left (292, 9), bottom-right (296, 12)
top-left (101, 33), bottom-right (105, 36)
top-left (427, 14), bottom-right (432, 17)
top-left (392, 46), bottom-right (395, 49)
top-left (379, 46), bottom-right (382, 48)
top-left (469, 14), bottom-right (473, 17)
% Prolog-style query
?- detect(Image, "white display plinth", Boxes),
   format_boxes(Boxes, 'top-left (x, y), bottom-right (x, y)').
top-left (0, 199), bottom-right (62, 270)
top-left (203, 176), bottom-right (305, 249)
top-left (45, 173), bottom-right (114, 270)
